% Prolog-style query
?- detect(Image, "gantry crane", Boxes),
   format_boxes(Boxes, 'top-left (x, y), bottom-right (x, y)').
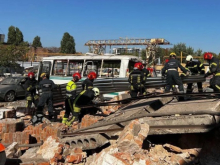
top-left (85, 38), bottom-right (171, 64)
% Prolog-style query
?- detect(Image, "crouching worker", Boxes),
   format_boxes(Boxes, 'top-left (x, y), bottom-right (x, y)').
top-left (62, 73), bottom-right (81, 125)
top-left (65, 87), bottom-right (100, 126)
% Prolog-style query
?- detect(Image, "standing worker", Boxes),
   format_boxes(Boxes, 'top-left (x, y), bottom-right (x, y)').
top-left (128, 62), bottom-right (146, 98)
top-left (0, 142), bottom-right (6, 165)
top-left (65, 87), bottom-right (100, 126)
top-left (162, 52), bottom-right (188, 93)
top-left (62, 73), bottom-right (81, 125)
top-left (185, 55), bottom-right (205, 93)
top-left (82, 71), bottom-right (97, 91)
top-left (204, 52), bottom-right (220, 91)
top-left (32, 73), bottom-right (57, 124)
top-left (24, 72), bottom-right (39, 108)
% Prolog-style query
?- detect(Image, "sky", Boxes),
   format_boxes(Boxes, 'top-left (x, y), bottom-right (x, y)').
top-left (1, 0), bottom-right (220, 54)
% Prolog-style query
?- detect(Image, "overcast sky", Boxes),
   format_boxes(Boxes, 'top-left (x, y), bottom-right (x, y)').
top-left (1, 0), bottom-right (220, 54)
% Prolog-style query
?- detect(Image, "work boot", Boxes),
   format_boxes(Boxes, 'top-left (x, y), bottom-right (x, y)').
top-left (66, 116), bottom-right (78, 126)
top-left (31, 113), bottom-right (44, 125)
top-left (48, 112), bottom-right (57, 122)
top-left (62, 117), bottom-right (68, 124)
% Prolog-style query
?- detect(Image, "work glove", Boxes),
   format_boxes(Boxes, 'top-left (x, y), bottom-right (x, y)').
top-left (186, 71), bottom-right (190, 76)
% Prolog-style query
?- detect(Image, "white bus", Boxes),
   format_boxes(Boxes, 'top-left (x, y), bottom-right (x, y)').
top-left (37, 54), bottom-right (142, 99)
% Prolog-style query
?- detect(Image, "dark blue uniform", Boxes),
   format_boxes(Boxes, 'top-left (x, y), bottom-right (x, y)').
top-left (185, 59), bottom-right (205, 93)
top-left (82, 78), bottom-right (94, 91)
top-left (205, 57), bottom-right (220, 91)
top-left (128, 69), bottom-right (145, 98)
top-left (24, 78), bottom-right (39, 108)
top-left (37, 78), bottom-right (56, 117)
top-left (162, 58), bottom-right (187, 92)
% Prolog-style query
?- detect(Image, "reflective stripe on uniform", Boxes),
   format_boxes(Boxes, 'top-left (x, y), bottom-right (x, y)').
top-left (215, 73), bottom-right (220, 76)
top-left (73, 90), bottom-right (86, 112)
top-left (199, 64), bottom-right (203, 67)
top-left (215, 85), bottom-right (220, 90)
top-left (211, 62), bottom-right (217, 66)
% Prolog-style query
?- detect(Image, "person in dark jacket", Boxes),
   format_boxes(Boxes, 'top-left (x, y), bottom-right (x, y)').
top-left (204, 52), bottom-right (220, 91)
top-left (24, 72), bottom-right (39, 108)
top-left (62, 73), bottom-right (81, 125)
top-left (32, 73), bottom-right (57, 124)
top-left (65, 87), bottom-right (100, 126)
top-left (162, 52), bottom-right (188, 93)
top-left (128, 62), bottom-right (146, 98)
top-left (185, 55), bottom-right (205, 93)
top-left (82, 71), bottom-right (97, 91)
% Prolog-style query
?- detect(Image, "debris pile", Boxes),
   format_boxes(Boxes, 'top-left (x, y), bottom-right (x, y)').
top-left (1, 93), bottom-right (220, 165)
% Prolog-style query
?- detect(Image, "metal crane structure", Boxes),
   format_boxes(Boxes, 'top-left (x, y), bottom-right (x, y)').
top-left (84, 38), bottom-right (171, 64)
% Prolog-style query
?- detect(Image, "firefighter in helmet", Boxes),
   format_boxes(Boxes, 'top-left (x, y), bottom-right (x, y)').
top-left (204, 52), bottom-right (220, 91)
top-left (82, 71), bottom-right (97, 91)
top-left (24, 72), bottom-right (39, 108)
top-left (62, 72), bottom-right (81, 125)
top-left (162, 52), bottom-right (188, 93)
top-left (65, 87), bottom-right (100, 126)
top-left (128, 62), bottom-right (146, 98)
top-left (185, 55), bottom-right (205, 93)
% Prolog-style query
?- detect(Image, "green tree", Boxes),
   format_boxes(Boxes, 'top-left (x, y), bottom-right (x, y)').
top-left (60, 32), bottom-right (76, 54)
top-left (195, 49), bottom-right (203, 56)
top-left (7, 26), bottom-right (24, 45)
top-left (7, 26), bottom-right (16, 44)
top-left (32, 36), bottom-right (42, 48)
top-left (0, 43), bottom-right (29, 67)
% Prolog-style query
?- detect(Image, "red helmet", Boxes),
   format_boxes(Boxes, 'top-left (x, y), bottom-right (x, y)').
top-left (73, 72), bottom-right (81, 80)
top-left (165, 59), bottom-right (169, 63)
top-left (147, 67), bottom-right (154, 73)
top-left (28, 72), bottom-right (34, 78)
top-left (87, 71), bottom-right (97, 80)
top-left (204, 52), bottom-right (213, 60)
top-left (134, 62), bottom-right (143, 70)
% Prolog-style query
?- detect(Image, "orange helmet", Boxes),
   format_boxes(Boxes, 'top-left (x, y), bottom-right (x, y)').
top-left (204, 52), bottom-right (213, 60)
top-left (134, 62), bottom-right (143, 70)
top-left (87, 71), bottom-right (97, 80)
top-left (73, 72), bottom-right (81, 80)
top-left (28, 72), bottom-right (34, 78)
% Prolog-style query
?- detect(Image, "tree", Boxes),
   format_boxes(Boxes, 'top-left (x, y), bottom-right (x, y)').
top-left (0, 43), bottom-right (29, 67)
top-left (7, 26), bottom-right (16, 44)
top-left (60, 32), bottom-right (76, 54)
top-left (7, 26), bottom-right (24, 45)
top-left (195, 49), bottom-right (203, 56)
top-left (32, 36), bottom-right (42, 48)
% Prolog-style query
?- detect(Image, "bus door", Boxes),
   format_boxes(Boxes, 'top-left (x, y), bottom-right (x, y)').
top-left (83, 61), bottom-right (99, 77)
top-left (37, 61), bottom-right (52, 81)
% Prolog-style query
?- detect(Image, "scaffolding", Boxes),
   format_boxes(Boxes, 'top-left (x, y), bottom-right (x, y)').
top-left (85, 38), bottom-right (171, 64)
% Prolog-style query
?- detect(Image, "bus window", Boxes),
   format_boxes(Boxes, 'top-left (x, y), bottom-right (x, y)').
top-left (102, 60), bottom-right (120, 77)
top-left (83, 60), bottom-right (102, 77)
top-left (68, 60), bottom-right (84, 76)
top-left (52, 60), bottom-right (67, 76)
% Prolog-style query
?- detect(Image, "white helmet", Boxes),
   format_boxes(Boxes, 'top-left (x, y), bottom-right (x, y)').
top-left (186, 55), bottom-right (193, 62)
top-left (92, 87), bottom-right (100, 96)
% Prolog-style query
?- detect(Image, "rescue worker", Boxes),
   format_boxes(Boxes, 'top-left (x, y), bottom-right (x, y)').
top-left (142, 63), bottom-right (151, 79)
top-left (0, 142), bottom-right (6, 165)
top-left (62, 73), bottom-right (81, 125)
top-left (204, 52), bottom-right (220, 91)
top-left (128, 62), bottom-right (146, 98)
top-left (24, 72), bottom-right (39, 108)
top-left (162, 52), bottom-right (188, 93)
top-left (32, 73), bottom-right (57, 124)
top-left (185, 55), bottom-right (205, 93)
top-left (82, 71), bottom-right (97, 91)
top-left (65, 87), bottom-right (100, 126)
